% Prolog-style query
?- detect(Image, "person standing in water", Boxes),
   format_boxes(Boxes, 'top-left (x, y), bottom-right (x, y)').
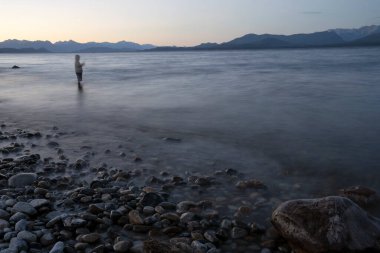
top-left (75, 55), bottom-right (85, 88)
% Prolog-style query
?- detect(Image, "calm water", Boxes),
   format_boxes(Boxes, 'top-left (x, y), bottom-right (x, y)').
top-left (1, 48), bottom-right (380, 197)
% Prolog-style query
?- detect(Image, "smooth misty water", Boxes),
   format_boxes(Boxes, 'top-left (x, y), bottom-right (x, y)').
top-left (1, 48), bottom-right (380, 198)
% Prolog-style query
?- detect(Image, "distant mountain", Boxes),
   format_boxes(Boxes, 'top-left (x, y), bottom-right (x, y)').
top-left (217, 31), bottom-right (344, 49)
top-left (150, 25), bottom-right (380, 51)
top-left (330, 25), bottom-right (380, 41)
top-left (348, 33), bottom-right (380, 46)
top-left (0, 39), bottom-right (155, 53)
top-left (2, 25), bottom-right (380, 53)
top-left (0, 47), bottom-right (49, 53)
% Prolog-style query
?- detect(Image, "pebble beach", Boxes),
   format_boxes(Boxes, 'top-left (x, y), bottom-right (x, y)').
top-left (0, 123), bottom-right (293, 253)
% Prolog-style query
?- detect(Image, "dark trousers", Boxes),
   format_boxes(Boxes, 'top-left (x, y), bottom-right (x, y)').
top-left (76, 72), bottom-right (83, 82)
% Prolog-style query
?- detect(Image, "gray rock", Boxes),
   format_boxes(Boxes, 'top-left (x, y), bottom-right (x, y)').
top-left (12, 202), bottom-right (37, 215)
top-left (15, 219), bottom-right (28, 232)
top-left (191, 241), bottom-right (208, 253)
top-left (142, 206), bottom-right (155, 215)
top-left (0, 249), bottom-right (17, 253)
top-left (0, 219), bottom-right (10, 229)
top-left (17, 231), bottom-right (37, 243)
top-left (272, 196), bottom-right (380, 253)
top-left (180, 212), bottom-right (196, 224)
top-left (139, 192), bottom-right (164, 207)
top-left (231, 227), bottom-right (247, 239)
top-left (0, 210), bottom-right (10, 219)
top-left (128, 210), bottom-right (144, 225)
top-left (129, 240), bottom-right (143, 253)
top-left (220, 219), bottom-right (232, 230)
top-left (29, 199), bottom-right (50, 209)
top-left (63, 217), bottom-right (86, 228)
top-left (204, 231), bottom-right (219, 243)
top-left (113, 240), bottom-right (133, 252)
top-left (177, 201), bottom-right (197, 213)
top-left (8, 173), bottom-right (37, 188)
top-left (143, 240), bottom-right (171, 252)
top-left (4, 231), bottom-right (17, 241)
top-left (40, 232), bottom-right (55, 246)
top-left (5, 199), bottom-right (16, 207)
top-left (81, 233), bottom-right (100, 243)
top-left (9, 238), bottom-right (28, 251)
top-left (9, 212), bottom-right (28, 222)
top-left (339, 185), bottom-right (378, 206)
top-left (49, 241), bottom-right (64, 253)
top-left (160, 212), bottom-right (179, 222)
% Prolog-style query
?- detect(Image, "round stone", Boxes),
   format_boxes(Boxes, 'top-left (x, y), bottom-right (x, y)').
top-left (113, 240), bottom-right (132, 252)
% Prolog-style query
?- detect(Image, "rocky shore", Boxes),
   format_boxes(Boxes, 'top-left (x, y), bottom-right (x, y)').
top-left (0, 123), bottom-right (379, 253)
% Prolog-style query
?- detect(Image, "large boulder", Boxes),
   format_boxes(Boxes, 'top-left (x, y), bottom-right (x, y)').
top-left (272, 196), bottom-right (380, 253)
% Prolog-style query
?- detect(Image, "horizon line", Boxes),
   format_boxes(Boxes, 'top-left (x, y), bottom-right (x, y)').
top-left (1, 23), bottom-right (379, 47)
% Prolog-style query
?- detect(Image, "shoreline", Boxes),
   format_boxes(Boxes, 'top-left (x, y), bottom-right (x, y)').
top-left (1, 123), bottom-right (379, 252)
top-left (0, 123), bottom-right (289, 253)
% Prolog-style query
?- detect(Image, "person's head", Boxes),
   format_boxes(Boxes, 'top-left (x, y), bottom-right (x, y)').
top-left (75, 55), bottom-right (80, 62)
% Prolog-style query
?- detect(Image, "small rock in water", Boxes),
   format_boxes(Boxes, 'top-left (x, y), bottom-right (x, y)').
top-left (8, 173), bottom-right (37, 188)
top-left (47, 141), bottom-right (59, 148)
top-left (231, 227), bottom-right (248, 239)
top-left (11, 65), bottom-right (20, 69)
top-left (139, 192), bottom-right (164, 207)
top-left (236, 179), bottom-right (266, 189)
top-left (339, 185), bottom-right (378, 206)
top-left (162, 137), bottom-right (182, 142)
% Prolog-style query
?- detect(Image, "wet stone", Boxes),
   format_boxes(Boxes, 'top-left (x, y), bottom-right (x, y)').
top-left (160, 212), bottom-right (179, 222)
top-left (0, 219), bottom-right (10, 229)
top-left (47, 142), bottom-right (59, 148)
top-left (143, 206), bottom-right (155, 215)
top-left (40, 232), bottom-right (55, 246)
top-left (204, 231), bottom-right (219, 243)
top-left (29, 199), bottom-right (50, 209)
top-left (191, 241), bottom-right (208, 253)
top-left (128, 210), bottom-right (144, 225)
top-left (139, 192), bottom-right (164, 207)
top-left (231, 227), bottom-right (248, 239)
top-left (81, 233), bottom-right (101, 243)
top-left (113, 240), bottom-right (132, 252)
top-left (9, 238), bottom-right (28, 252)
top-left (0, 210), bottom-right (10, 219)
top-left (15, 219), bottom-right (28, 232)
top-left (180, 212), bottom-right (196, 224)
top-left (8, 173), bottom-right (37, 188)
top-left (17, 231), bottom-right (37, 243)
top-left (9, 212), bottom-right (28, 223)
top-left (13, 202), bottom-right (37, 216)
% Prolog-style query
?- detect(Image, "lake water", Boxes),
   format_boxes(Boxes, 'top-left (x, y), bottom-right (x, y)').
top-left (1, 48), bottom-right (380, 202)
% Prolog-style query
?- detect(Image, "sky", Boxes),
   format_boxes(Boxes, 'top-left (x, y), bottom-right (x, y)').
top-left (1, 0), bottom-right (380, 46)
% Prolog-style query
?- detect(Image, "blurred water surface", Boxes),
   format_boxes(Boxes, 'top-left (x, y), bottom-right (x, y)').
top-left (1, 48), bottom-right (380, 197)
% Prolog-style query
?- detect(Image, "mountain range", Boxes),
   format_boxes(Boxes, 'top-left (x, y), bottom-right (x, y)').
top-left (152, 25), bottom-right (380, 51)
top-left (1, 25), bottom-right (379, 53)
top-left (0, 40), bottom-right (155, 53)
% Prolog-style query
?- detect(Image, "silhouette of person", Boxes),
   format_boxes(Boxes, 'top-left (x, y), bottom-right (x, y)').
top-left (75, 55), bottom-right (85, 88)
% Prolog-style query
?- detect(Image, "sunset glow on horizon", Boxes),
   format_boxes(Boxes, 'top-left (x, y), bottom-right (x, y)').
top-left (1, 0), bottom-right (380, 46)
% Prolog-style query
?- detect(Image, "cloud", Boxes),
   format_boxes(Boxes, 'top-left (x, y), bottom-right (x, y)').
top-left (301, 11), bottom-right (322, 15)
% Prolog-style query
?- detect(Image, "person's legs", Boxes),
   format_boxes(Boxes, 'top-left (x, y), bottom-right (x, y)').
top-left (76, 72), bottom-right (83, 85)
